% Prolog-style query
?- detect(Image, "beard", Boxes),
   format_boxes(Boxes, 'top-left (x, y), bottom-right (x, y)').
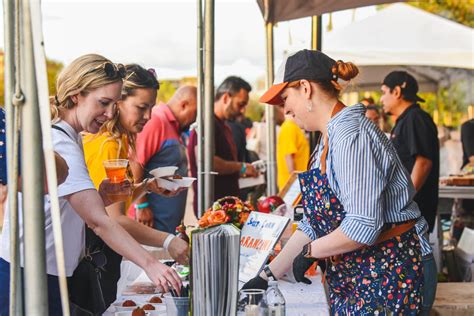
top-left (225, 106), bottom-right (240, 121)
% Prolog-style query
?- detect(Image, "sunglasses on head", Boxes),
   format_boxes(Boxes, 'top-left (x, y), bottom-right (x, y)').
top-left (123, 68), bottom-right (158, 81)
top-left (88, 62), bottom-right (126, 79)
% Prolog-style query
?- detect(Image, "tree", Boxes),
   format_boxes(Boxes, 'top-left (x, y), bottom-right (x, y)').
top-left (0, 51), bottom-right (64, 106)
top-left (156, 80), bottom-right (177, 103)
top-left (409, 0), bottom-right (473, 28)
top-left (379, 1), bottom-right (474, 27)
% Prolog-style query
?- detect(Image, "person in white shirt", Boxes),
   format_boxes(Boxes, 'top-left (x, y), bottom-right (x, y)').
top-left (0, 54), bottom-right (181, 315)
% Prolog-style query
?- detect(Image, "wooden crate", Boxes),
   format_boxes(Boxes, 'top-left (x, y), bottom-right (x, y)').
top-left (431, 283), bottom-right (474, 315)
top-left (443, 175), bottom-right (474, 186)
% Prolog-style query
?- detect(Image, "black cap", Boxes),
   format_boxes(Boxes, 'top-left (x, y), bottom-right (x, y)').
top-left (260, 50), bottom-right (337, 105)
top-left (382, 71), bottom-right (425, 103)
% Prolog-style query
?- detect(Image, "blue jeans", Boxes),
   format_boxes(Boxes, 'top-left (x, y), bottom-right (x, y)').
top-left (0, 257), bottom-right (63, 316)
top-left (420, 253), bottom-right (437, 315)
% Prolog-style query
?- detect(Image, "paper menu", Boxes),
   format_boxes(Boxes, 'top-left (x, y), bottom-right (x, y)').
top-left (191, 224), bottom-right (240, 316)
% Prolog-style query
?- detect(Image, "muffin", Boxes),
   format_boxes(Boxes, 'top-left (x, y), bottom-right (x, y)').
top-left (122, 299), bottom-right (136, 307)
top-left (149, 296), bottom-right (163, 304)
top-left (131, 307), bottom-right (146, 316)
top-left (142, 303), bottom-right (155, 310)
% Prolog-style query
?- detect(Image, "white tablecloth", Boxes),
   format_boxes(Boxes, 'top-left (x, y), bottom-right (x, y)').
top-left (105, 260), bottom-right (329, 315)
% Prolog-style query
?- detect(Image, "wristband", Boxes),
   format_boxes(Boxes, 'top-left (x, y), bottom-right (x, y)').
top-left (240, 163), bottom-right (247, 175)
top-left (163, 234), bottom-right (176, 251)
top-left (135, 202), bottom-right (149, 210)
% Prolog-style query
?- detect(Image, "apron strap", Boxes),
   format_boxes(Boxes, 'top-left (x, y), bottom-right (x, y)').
top-left (375, 220), bottom-right (417, 244)
top-left (320, 220), bottom-right (417, 282)
top-left (320, 101), bottom-right (346, 175)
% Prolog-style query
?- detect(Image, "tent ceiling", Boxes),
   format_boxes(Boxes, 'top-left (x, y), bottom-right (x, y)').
top-left (323, 4), bottom-right (474, 70)
top-left (256, 0), bottom-right (407, 24)
top-left (321, 3), bottom-right (474, 95)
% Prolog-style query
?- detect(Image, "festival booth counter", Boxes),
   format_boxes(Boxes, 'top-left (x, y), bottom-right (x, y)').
top-left (105, 197), bottom-right (329, 315)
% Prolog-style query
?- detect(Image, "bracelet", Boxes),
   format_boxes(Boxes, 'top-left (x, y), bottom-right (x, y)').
top-left (240, 163), bottom-right (247, 175)
top-left (163, 234), bottom-right (176, 251)
top-left (135, 202), bottom-right (149, 210)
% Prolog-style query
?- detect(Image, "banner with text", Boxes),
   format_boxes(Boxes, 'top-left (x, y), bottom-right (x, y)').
top-left (239, 212), bottom-right (290, 282)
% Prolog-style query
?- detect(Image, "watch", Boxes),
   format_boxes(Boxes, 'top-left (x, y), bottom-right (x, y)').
top-left (263, 265), bottom-right (276, 281)
top-left (302, 242), bottom-right (313, 258)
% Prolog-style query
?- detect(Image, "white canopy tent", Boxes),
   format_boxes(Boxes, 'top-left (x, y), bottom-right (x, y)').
top-left (323, 3), bottom-right (474, 93)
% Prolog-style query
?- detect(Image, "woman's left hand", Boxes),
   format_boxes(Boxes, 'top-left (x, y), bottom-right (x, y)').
top-left (292, 248), bottom-right (317, 284)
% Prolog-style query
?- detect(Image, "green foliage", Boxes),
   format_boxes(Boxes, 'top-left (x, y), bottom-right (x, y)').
top-left (379, 1), bottom-right (474, 27)
top-left (245, 96), bottom-right (265, 122)
top-left (46, 59), bottom-right (63, 97)
top-left (157, 80), bottom-right (177, 103)
top-left (0, 52), bottom-right (63, 105)
top-left (419, 82), bottom-right (469, 127)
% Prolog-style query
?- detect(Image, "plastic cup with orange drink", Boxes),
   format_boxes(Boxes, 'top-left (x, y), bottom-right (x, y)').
top-left (103, 159), bottom-right (128, 183)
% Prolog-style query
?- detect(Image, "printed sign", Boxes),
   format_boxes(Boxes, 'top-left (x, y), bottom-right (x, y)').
top-left (239, 212), bottom-right (290, 282)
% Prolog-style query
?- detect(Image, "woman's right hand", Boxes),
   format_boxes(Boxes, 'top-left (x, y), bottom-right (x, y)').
top-left (98, 178), bottom-right (132, 206)
top-left (168, 237), bottom-right (189, 265)
top-left (241, 275), bottom-right (268, 291)
top-left (136, 206), bottom-right (154, 227)
top-left (144, 259), bottom-right (182, 294)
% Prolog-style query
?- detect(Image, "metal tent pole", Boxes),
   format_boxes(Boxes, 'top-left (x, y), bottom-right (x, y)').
top-left (309, 15), bottom-right (322, 152)
top-left (265, 22), bottom-right (277, 196)
top-left (20, 0), bottom-right (48, 314)
top-left (197, 0), bottom-right (205, 217)
top-left (4, 0), bottom-right (23, 313)
top-left (203, 0), bottom-right (215, 209)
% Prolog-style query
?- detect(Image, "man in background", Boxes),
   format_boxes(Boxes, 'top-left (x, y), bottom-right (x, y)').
top-left (381, 71), bottom-right (439, 233)
top-left (188, 76), bottom-right (258, 216)
top-left (277, 112), bottom-right (309, 190)
top-left (131, 86), bottom-right (197, 233)
top-left (461, 119), bottom-right (474, 169)
top-left (365, 105), bottom-right (381, 126)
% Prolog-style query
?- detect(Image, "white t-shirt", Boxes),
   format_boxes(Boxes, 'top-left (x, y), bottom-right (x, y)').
top-left (0, 120), bottom-right (95, 276)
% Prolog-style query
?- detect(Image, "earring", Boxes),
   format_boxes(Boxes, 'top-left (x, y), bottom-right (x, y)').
top-left (306, 100), bottom-right (313, 112)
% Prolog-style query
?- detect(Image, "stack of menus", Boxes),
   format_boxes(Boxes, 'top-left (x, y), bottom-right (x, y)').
top-left (191, 224), bottom-right (240, 316)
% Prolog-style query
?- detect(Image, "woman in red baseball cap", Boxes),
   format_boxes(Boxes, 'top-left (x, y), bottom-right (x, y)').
top-left (242, 50), bottom-right (433, 315)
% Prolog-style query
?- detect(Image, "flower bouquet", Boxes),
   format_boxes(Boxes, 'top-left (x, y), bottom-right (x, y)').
top-left (197, 196), bottom-right (254, 229)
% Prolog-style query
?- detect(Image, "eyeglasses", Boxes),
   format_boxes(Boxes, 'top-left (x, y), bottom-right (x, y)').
top-left (87, 62), bottom-right (126, 79)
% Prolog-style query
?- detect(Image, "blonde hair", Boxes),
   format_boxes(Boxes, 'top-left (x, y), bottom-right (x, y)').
top-left (50, 54), bottom-right (123, 122)
top-left (95, 64), bottom-right (159, 155)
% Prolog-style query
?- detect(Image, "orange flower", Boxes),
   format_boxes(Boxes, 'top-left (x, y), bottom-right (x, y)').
top-left (198, 211), bottom-right (212, 228)
top-left (208, 210), bottom-right (228, 225)
top-left (239, 211), bottom-right (250, 224)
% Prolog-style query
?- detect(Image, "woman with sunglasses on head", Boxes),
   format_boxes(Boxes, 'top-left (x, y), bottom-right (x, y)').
top-left (78, 64), bottom-right (189, 312)
top-left (242, 50), bottom-right (433, 315)
top-left (0, 54), bottom-right (181, 315)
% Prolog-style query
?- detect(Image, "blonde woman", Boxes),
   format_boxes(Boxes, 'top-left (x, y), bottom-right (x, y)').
top-left (0, 54), bottom-right (181, 315)
top-left (81, 64), bottom-right (188, 311)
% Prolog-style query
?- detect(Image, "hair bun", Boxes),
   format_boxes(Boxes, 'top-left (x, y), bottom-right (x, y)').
top-left (333, 60), bottom-right (359, 81)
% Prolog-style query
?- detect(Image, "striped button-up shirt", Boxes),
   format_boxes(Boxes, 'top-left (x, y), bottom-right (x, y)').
top-left (298, 104), bottom-right (431, 255)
